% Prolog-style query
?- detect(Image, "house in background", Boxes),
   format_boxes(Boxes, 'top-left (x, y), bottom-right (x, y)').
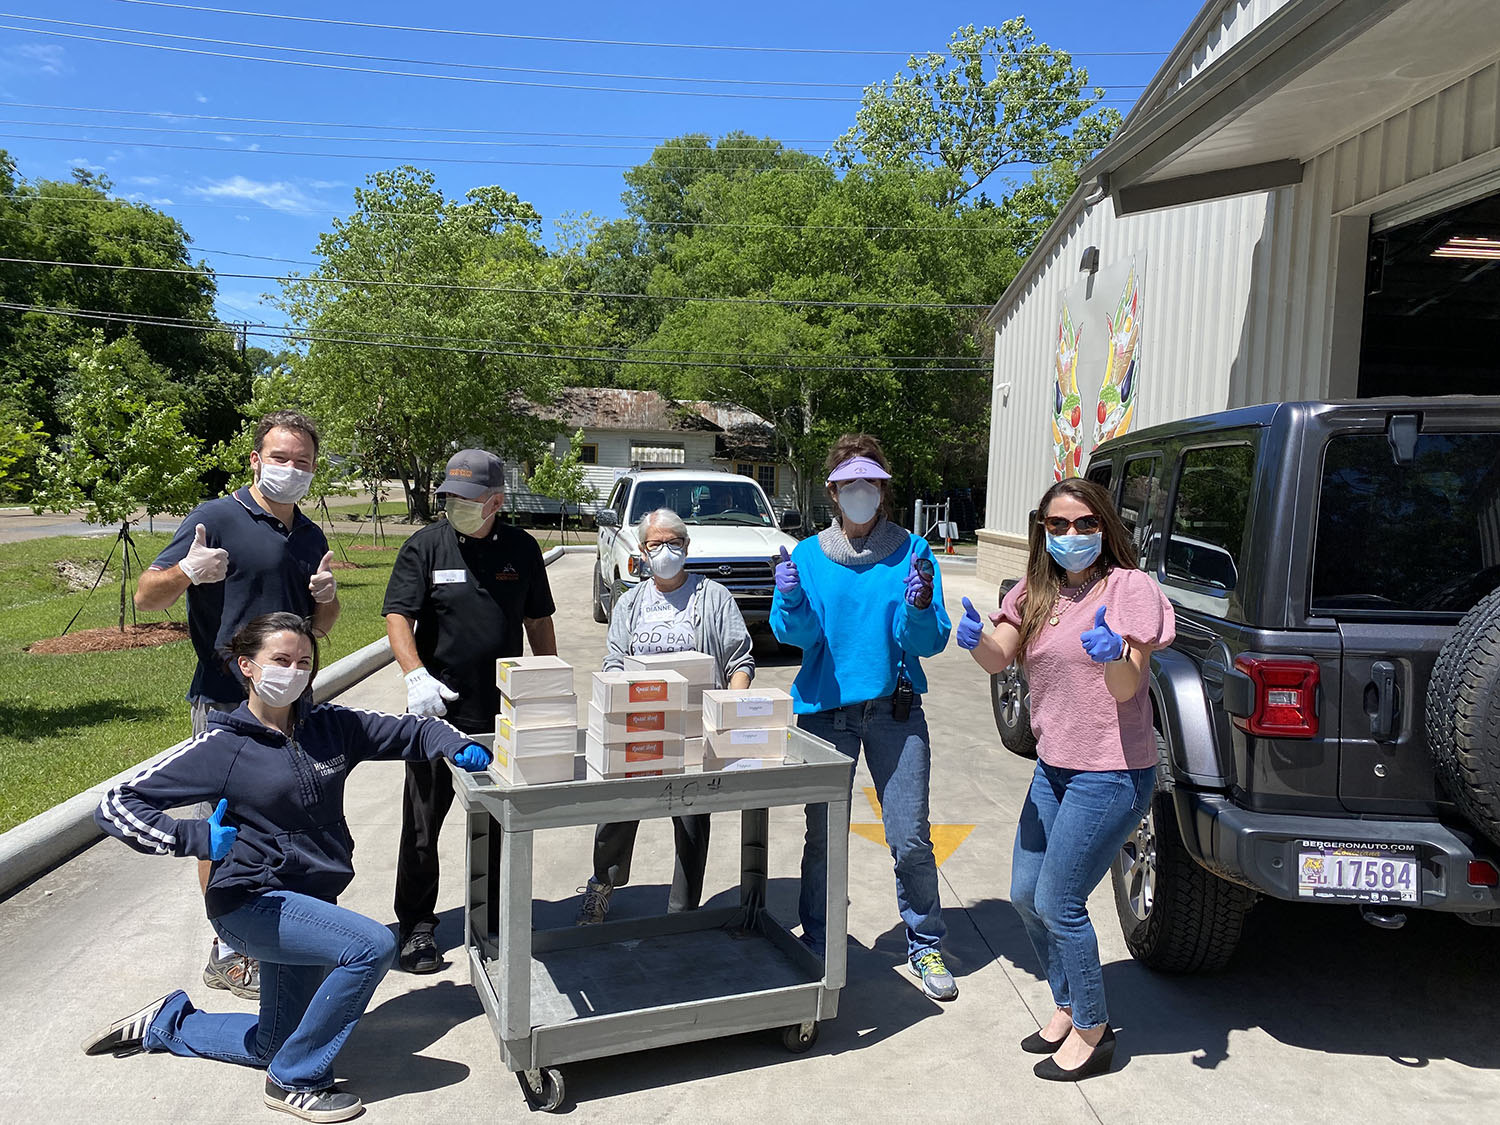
top-left (503, 387), bottom-right (804, 521)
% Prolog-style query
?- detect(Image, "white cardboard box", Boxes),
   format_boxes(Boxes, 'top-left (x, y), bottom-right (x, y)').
top-left (587, 702), bottom-right (684, 741)
top-left (494, 747), bottom-right (575, 786)
top-left (701, 751), bottom-right (775, 772)
top-left (584, 730), bottom-right (685, 777)
top-left (682, 708), bottom-right (704, 740)
top-left (496, 655), bottom-right (574, 700)
top-left (590, 669), bottom-right (687, 713)
top-left (623, 650), bottom-right (716, 686)
top-left (495, 717), bottom-right (576, 760)
top-left (684, 736), bottom-right (704, 768)
top-left (702, 688), bottom-right (793, 732)
top-left (703, 725), bottom-right (788, 759)
top-left (499, 693), bottom-right (577, 730)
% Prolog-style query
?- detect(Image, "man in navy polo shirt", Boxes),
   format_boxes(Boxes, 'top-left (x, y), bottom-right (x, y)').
top-left (135, 409), bottom-right (341, 999)
top-left (383, 448), bottom-right (557, 973)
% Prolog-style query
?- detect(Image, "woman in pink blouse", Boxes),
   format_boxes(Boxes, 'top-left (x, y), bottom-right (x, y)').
top-left (957, 477), bottom-right (1175, 1081)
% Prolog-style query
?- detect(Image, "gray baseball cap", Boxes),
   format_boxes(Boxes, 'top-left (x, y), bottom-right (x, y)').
top-left (435, 449), bottom-right (505, 499)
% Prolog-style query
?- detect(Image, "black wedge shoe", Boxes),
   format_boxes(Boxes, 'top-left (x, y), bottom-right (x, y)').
top-left (1032, 1026), bottom-right (1116, 1081)
top-left (1020, 1029), bottom-right (1067, 1055)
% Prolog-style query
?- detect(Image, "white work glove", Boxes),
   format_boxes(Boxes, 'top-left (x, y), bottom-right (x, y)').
top-left (405, 667), bottom-right (460, 717)
top-left (308, 551), bottom-right (337, 604)
top-left (178, 523), bottom-right (228, 585)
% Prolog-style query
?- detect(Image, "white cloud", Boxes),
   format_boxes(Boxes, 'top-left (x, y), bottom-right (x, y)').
top-left (235, 214), bottom-right (251, 222)
top-left (3, 44), bottom-right (66, 76)
top-left (195, 93), bottom-right (209, 104)
top-left (215, 135), bottom-right (235, 144)
top-left (127, 175), bottom-right (163, 186)
top-left (189, 175), bottom-right (318, 214)
top-left (248, 143), bottom-right (261, 152)
top-left (308, 179), bottom-right (345, 190)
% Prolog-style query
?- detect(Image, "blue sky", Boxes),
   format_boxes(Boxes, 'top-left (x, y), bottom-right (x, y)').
top-left (0, 1), bottom-right (1201, 327)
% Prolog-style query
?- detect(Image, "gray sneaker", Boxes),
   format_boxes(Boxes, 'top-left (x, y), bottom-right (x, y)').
top-left (204, 942), bottom-right (260, 999)
top-left (910, 950), bottom-right (958, 1001)
top-left (263, 1077), bottom-right (364, 1123)
top-left (574, 878), bottom-right (613, 925)
top-left (82, 992), bottom-right (173, 1056)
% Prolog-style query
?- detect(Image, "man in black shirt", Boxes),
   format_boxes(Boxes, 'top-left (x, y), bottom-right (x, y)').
top-left (382, 449), bottom-right (558, 972)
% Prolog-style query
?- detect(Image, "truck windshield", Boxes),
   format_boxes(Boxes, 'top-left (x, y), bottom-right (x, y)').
top-left (1312, 432), bottom-right (1500, 614)
top-left (627, 480), bottom-right (774, 527)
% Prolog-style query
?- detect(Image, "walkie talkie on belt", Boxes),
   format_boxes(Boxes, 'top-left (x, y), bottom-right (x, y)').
top-left (891, 666), bottom-right (914, 722)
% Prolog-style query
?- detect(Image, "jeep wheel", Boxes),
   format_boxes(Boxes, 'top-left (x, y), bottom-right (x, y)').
top-left (1427, 585), bottom-right (1500, 849)
top-left (1111, 741), bottom-right (1257, 973)
top-left (591, 561), bottom-right (608, 624)
top-left (990, 664), bottom-right (1037, 759)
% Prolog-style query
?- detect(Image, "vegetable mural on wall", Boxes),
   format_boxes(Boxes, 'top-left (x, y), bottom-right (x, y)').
top-left (1096, 262), bottom-right (1141, 445)
top-left (1052, 300), bottom-right (1084, 480)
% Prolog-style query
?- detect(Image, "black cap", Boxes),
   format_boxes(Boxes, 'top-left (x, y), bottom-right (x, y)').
top-left (435, 449), bottom-right (505, 499)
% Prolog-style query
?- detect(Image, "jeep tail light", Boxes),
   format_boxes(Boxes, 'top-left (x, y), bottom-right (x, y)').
top-left (1233, 656), bottom-right (1320, 738)
top-left (1468, 861), bottom-right (1500, 888)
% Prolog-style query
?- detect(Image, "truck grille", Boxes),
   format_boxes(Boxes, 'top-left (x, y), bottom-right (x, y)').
top-left (686, 558), bottom-right (776, 599)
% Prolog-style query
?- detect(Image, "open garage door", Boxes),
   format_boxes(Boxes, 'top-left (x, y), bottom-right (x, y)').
top-left (1360, 190), bottom-right (1500, 398)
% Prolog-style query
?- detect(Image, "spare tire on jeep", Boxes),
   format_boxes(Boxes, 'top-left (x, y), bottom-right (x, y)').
top-left (1426, 585), bottom-right (1500, 848)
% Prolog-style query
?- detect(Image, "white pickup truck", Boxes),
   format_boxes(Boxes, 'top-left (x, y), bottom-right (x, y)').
top-left (592, 468), bottom-right (803, 627)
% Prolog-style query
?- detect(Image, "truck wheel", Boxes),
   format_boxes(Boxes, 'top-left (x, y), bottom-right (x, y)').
top-left (1427, 585), bottom-right (1500, 849)
top-left (1111, 736), bottom-right (1257, 973)
top-left (990, 664), bottom-right (1037, 759)
top-left (592, 561), bottom-right (608, 623)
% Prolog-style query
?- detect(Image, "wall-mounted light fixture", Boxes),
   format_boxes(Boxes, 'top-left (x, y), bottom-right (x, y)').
top-left (1079, 246), bottom-right (1101, 275)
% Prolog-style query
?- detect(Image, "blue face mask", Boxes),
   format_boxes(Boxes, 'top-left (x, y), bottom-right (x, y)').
top-left (1046, 531), bottom-right (1102, 572)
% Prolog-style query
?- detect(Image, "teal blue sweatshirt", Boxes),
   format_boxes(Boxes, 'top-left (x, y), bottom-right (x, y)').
top-left (770, 531), bottom-right (951, 714)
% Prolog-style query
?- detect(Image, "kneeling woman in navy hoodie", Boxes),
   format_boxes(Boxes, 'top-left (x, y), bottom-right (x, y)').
top-left (83, 611), bottom-right (491, 1123)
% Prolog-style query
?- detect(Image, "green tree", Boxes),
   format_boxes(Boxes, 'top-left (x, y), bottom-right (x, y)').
top-left (834, 20), bottom-right (1121, 205)
top-left (213, 363), bottom-right (354, 510)
top-left (0, 400), bottom-right (47, 503)
top-left (528, 428), bottom-right (598, 543)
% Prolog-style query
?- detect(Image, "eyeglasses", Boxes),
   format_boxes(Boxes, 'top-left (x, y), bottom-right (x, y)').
top-left (646, 538), bottom-right (687, 552)
top-left (1039, 515), bottom-right (1102, 535)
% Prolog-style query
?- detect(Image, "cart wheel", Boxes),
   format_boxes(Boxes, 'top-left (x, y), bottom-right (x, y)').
top-left (516, 1066), bottom-right (566, 1112)
top-left (781, 1020), bottom-right (819, 1053)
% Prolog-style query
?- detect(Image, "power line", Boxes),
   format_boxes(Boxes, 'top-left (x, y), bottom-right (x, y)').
top-left (0, 257), bottom-right (994, 310)
top-left (108, 0), bottom-right (1172, 57)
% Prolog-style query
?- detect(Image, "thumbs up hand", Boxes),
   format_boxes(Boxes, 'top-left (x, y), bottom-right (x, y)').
top-left (178, 523), bottom-right (229, 585)
top-left (308, 550), bottom-right (338, 604)
top-left (1080, 606), bottom-right (1126, 663)
top-left (774, 545), bottom-right (801, 596)
top-left (205, 798), bottom-right (238, 860)
top-left (956, 596), bottom-right (986, 650)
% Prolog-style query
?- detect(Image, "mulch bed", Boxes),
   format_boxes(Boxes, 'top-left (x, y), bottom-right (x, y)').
top-left (329, 560), bottom-right (362, 570)
top-left (28, 621), bottom-right (191, 654)
top-left (348, 543), bottom-right (396, 552)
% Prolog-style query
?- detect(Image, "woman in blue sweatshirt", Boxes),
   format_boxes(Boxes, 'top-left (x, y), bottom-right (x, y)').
top-left (82, 611), bottom-right (491, 1123)
top-left (770, 434), bottom-right (956, 1001)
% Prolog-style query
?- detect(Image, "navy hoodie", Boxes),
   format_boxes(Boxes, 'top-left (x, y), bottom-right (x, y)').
top-left (96, 701), bottom-right (472, 918)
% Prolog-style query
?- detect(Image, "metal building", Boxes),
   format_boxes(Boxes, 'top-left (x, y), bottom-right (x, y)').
top-left (978, 0), bottom-right (1500, 582)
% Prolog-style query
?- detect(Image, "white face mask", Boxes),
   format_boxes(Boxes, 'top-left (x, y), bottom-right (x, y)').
top-left (646, 542), bottom-right (687, 580)
top-left (247, 660), bottom-right (311, 707)
top-left (445, 496), bottom-right (494, 537)
top-left (837, 481), bottom-right (882, 526)
top-left (256, 461), bottom-right (314, 504)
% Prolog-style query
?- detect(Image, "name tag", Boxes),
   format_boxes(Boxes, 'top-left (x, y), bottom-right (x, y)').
top-left (433, 569), bottom-right (467, 585)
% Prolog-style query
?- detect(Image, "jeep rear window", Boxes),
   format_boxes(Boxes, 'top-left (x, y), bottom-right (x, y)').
top-left (1162, 445), bottom-right (1251, 601)
top-left (1312, 433), bottom-right (1500, 614)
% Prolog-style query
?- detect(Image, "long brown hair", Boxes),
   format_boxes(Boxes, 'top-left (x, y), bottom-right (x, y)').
top-left (823, 433), bottom-right (892, 523)
top-left (1015, 477), bottom-right (1137, 659)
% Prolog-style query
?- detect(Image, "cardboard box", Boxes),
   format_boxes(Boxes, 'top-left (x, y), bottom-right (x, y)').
top-left (702, 688), bottom-right (793, 732)
top-left (701, 751), bottom-right (775, 772)
top-left (496, 655), bottom-right (574, 700)
top-left (682, 708), bottom-right (704, 740)
top-left (499, 693), bottom-right (577, 730)
top-left (494, 746), bottom-right (575, 786)
top-left (684, 736), bottom-right (704, 768)
top-left (585, 730), bottom-right (685, 777)
top-left (704, 725), bottom-right (788, 759)
top-left (495, 717), bottom-right (575, 760)
top-left (590, 669), bottom-right (687, 713)
top-left (587, 702), bottom-right (683, 741)
top-left (623, 650), bottom-right (716, 686)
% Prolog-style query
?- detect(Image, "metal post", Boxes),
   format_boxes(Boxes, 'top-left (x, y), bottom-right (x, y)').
top-left (913, 498), bottom-right (924, 536)
top-left (740, 807), bottom-right (770, 917)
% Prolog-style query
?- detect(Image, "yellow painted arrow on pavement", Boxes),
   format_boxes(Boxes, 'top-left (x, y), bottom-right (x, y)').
top-left (850, 786), bottom-right (974, 867)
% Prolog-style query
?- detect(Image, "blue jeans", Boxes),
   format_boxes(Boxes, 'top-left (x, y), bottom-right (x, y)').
top-left (144, 891), bottom-right (397, 1091)
top-left (1010, 760), bottom-right (1155, 1030)
top-left (798, 698), bottom-right (945, 961)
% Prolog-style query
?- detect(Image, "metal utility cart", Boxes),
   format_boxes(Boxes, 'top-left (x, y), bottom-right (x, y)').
top-left (450, 728), bottom-right (853, 1112)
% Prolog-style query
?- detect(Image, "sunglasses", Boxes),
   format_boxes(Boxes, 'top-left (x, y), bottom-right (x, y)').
top-left (1040, 515), bottom-right (1102, 535)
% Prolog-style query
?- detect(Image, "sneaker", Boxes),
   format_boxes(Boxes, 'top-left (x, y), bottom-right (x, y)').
top-left (263, 1077), bottom-right (364, 1122)
top-left (398, 930), bottom-right (440, 974)
top-left (203, 942), bottom-right (260, 999)
top-left (82, 992), bottom-right (172, 1056)
top-left (909, 950), bottom-right (958, 1001)
top-left (574, 878), bottom-right (613, 925)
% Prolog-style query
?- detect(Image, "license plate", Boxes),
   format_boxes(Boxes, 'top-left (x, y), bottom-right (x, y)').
top-left (1296, 841), bottom-right (1419, 903)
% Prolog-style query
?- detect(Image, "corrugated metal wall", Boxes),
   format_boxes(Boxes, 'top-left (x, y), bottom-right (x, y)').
top-left (1166, 0), bottom-right (1294, 100)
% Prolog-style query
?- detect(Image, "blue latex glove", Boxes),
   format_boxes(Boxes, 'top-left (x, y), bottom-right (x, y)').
top-left (956, 597), bottom-right (985, 650)
top-left (205, 798), bottom-right (237, 861)
top-left (905, 556), bottom-right (934, 609)
top-left (454, 742), bottom-right (492, 772)
top-left (774, 545), bottom-right (801, 596)
top-left (1080, 606), bottom-right (1126, 663)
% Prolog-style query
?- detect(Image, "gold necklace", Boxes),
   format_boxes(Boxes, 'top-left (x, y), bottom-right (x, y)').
top-left (1048, 572), bottom-right (1100, 626)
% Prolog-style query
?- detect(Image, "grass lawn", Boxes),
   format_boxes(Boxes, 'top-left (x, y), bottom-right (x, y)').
top-left (0, 523), bottom-right (559, 832)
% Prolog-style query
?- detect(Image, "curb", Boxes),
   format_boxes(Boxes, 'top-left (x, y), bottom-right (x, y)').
top-left (0, 544), bottom-right (581, 900)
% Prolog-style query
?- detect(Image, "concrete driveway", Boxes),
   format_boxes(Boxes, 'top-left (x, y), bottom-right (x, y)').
top-left (1, 553), bottom-right (1496, 1122)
